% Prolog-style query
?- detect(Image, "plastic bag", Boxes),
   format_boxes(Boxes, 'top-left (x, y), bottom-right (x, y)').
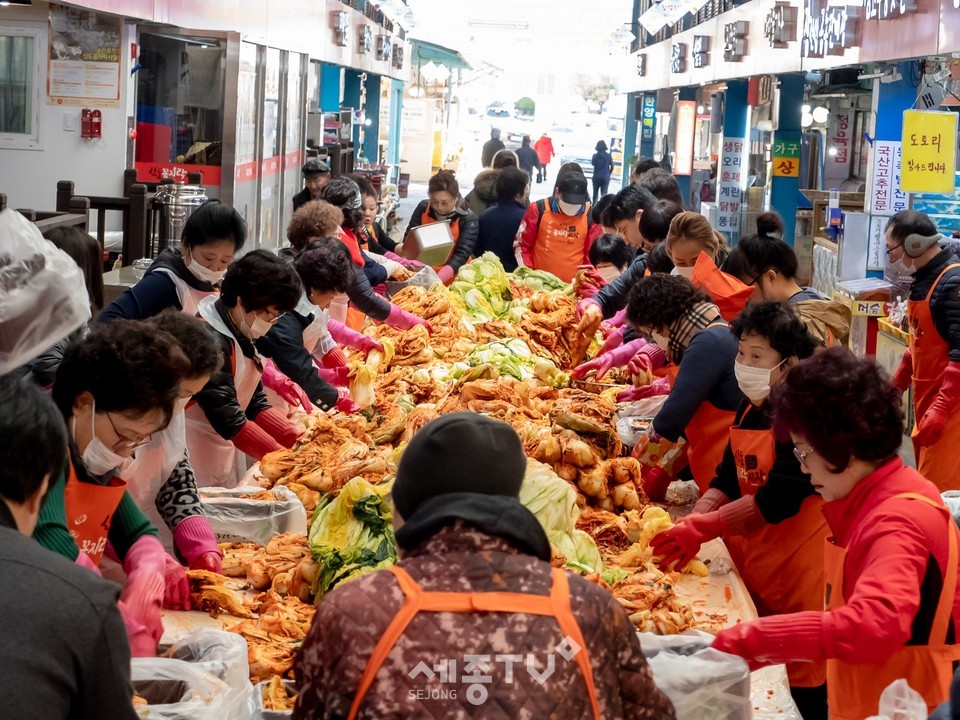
top-left (199, 485), bottom-right (307, 544)
top-left (385, 265), bottom-right (442, 297)
top-left (132, 630), bottom-right (256, 720)
top-left (866, 679), bottom-right (929, 720)
top-left (0, 209), bottom-right (90, 374)
top-left (942, 492), bottom-right (960, 528)
top-left (638, 630), bottom-right (751, 720)
top-left (631, 424), bottom-right (689, 476)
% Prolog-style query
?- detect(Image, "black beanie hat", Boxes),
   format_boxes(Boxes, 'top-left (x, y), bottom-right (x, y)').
top-left (392, 412), bottom-right (526, 519)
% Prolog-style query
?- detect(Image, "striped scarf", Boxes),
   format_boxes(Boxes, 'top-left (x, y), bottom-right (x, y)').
top-left (667, 301), bottom-right (723, 362)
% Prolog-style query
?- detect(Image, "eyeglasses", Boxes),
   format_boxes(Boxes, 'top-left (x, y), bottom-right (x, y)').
top-left (103, 412), bottom-right (152, 451)
top-left (885, 243), bottom-right (902, 257)
top-left (257, 310), bottom-right (285, 325)
top-left (792, 446), bottom-right (814, 466)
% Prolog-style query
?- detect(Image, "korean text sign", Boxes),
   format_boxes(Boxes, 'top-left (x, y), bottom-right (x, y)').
top-left (901, 110), bottom-right (958, 194)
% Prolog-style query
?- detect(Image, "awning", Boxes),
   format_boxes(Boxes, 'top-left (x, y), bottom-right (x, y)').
top-left (411, 39), bottom-right (471, 71)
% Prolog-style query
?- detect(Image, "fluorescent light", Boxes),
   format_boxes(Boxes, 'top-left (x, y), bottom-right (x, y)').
top-left (812, 106), bottom-right (829, 124)
top-left (828, 147), bottom-right (838, 156)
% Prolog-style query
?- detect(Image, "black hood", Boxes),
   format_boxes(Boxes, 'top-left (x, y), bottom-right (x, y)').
top-left (146, 247), bottom-right (215, 292)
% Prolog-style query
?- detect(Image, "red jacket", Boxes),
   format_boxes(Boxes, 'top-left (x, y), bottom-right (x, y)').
top-left (714, 457), bottom-right (960, 666)
top-left (534, 136), bottom-right (556, 165)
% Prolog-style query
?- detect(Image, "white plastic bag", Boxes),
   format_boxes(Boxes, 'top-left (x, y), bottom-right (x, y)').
top-left (199, 485), bottom-right (307, 544)
top-left (132, 630), bottom-right (256, 719)
top-left (385, 265), bottom-right (442, 297)
top-left (0, 209), bottom-right (90, 374)
top-left (866, 679), bottom-right (928, 720)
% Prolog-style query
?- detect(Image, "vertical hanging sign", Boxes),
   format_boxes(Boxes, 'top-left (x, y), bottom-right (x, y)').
top-left (675, 100), bottom-right (697, 175)
top-left (718, 136), bottom-right (747, 240)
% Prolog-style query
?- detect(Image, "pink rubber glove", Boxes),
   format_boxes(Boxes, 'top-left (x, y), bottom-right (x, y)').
top-left (386, 304), bottom-right (433, 333)
top-left (916, 361), bottom-right (960, 447)
top-left (617, 376), bottom-right (671, 402)
top-left (163, 553), bottom-right (191, 611)
top-left (335, 387), bottom-right (362, 414)
top-left (372, 283), bottom-right (388, 296)
top-left (627, 342), bottom-right (667, 376)
top-left (891, 346), bottom-right (913, 395)
top-left (572, 338), bottom-right (646, 380)
top-left (597, 326), bottom-right (626, 356)
top-left (609, 307), bottom-right (628, 328)
top-left (576, 296), bottom-right (602, 319)
top-left (173, 515), bottom-right (222, 574)
top-left (650, 512), bottom-right (722, 570)
top-left (118, 600), bottom-right (159, 658)
top-left (437, 264), bottom-right (455, 285)
top-left (322, 346), bottom-right (349, 368)
top-left (75, 551), bottom-right (101, 574)
top-left (386, 251), bottom-right (423, 269)
top-left (261, 359), bottom-right (312, 412)
top-left (121, 535), bottom-right (166, 651)
top-left (328, 319), bottom-right (384, 353)
top-left (317, 365), bottom-right (350, 386)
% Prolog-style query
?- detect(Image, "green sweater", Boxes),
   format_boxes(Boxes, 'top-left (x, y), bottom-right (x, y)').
top-left (33, 466), bottom-right (158, 563)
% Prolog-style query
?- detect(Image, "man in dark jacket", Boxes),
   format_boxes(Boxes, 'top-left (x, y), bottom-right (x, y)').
top-left (293, 159), bottom-right (332, 213)
top-left (476, 166), bottom-right (529, 272)
top-left (517, 135), bottom-right (543, 181)
top-left (294, 413), bottom-right (676, 720)
top-left (0, 376), bottom-right (138, 720)
top-left (481, 128), bottom-right (505, 168)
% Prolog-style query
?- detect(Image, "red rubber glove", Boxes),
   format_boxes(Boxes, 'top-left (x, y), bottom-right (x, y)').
top-left (191, 552), bottom-right (222, 572)
top-left (436, 264), bottom-right (455, 284)
top-left (254, 407), bottom-right (304, 448)
top-left (712, 611), bottom-right (825, 670)
top-left (162, 552), bottom-right (191, 611)
top-left (172, 515), bottom-right (221, 575)
top-left (596, 326), bottom-right (626, 356)
top-left (386, 305), bottom-right (433, 333)
top-left (891, 346), bottom-right (913, 395)
top-left (572, 338), bottom-right (646, 380)
top-left (317, 364), bottom-right (350, 386)
top-left (261, 359), bottom-right (312, 412)
top-left (916, 361), bottom-right (960, 447)
top-left (576, 296), bottom-right (602, 320)
top-left (617, 376), bottom-right (671, 402)
top-left (628, 342), bottom-right (667, 376)
top-left (233, 421), bottom-right (283, 460)
top-left (335, 387), bottom-right (362, 414)
top-left (328, 319), bottom-right (383, 353)
top-left (651, 511), bottom-right (722, 570)
top-left (322, 346), bottom-right (349, 368)
top-left (641, 466), bottom-right (673, 502)
top-left (120, 535), bottom-right (166, 651)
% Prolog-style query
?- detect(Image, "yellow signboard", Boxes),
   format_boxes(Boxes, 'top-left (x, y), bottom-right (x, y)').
top-left (901, 110), bottom-right (958, 194)
top-left (773, 157), bottom-right (800, 177)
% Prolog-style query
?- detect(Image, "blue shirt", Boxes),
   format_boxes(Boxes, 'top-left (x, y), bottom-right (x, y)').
top-left (592, 150), bottom-right (613, 182)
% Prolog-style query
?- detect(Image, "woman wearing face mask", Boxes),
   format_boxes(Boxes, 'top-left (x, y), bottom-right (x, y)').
top-left (351, 175), bottom-right (397, 256)
top-left (723, 213), bottom-right (851, 346)
top-left (651, 302), bottom-right (829, 720)
top-left (884, 210), bottom-right (960, 493)
top-left (625, 274), bottom-right (744, 499)
top-left (321, 179), bottom-right (433, 334)
top-left (123, 311), bottom-right (224, 572)
top-left (256, 240), bottom-right (376, 416)
top-left (99, 200), bottom-right (246, 321)
top-left (403, 169), bottom-right (479, 285)
top-left (185, 250), bottom-right (304, 488)
top-left (37, 320), bottom-right (192, 656)
top-left (713, 347), bottom-right (960, 719)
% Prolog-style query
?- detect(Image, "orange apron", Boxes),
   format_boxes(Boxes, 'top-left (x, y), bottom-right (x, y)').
top-left (63, 459), bottom-right (128, 566)
top-left (909, 263), bottom-right (960, 492)
top-left (347, 565), bottom-right (600, 720)
top-left (531, 205), bottom-right (589, 283)
top-left (825, 492), bottom-right (960, 719)
top-left (663, 324), bottom-right (738, 492)
top-left (690, 251), bottom-right (753, 322)
top-left (723, 417), bottom-right (828, 688)
top-left (339, 227), bottom-right (377, 331)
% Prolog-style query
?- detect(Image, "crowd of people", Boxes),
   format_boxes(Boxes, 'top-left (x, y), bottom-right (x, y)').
top-left (3, 144), bottom-right (960, 719)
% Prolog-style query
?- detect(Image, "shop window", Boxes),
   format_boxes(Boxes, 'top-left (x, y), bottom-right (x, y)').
top-left (135, 33), bottom-right (225, 185)
top-left (0, 25), bottom-right (44, 150)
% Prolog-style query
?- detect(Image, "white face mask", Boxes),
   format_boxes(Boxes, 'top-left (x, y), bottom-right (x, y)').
top-left (557, 199), bottom-right (584, 216)
top-left (186, 258), bottom-right (226, 285)
top-left (241, 312), bottom-right (274, 340)
top-left (734, 358), bottom-right (786, 405)
top-left (597, 266), bottom-right (621, 284)
top-left (73, 399), bottom-right (126, 476)
top-left (890, 255), bottom-right (918, 277)
top-left (651, 330), bottom-right (670, 353)
top-left (671, 265), bottom-right (695, 280)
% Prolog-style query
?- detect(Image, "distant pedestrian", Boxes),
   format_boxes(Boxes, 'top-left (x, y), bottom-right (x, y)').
top-left (534, 133), bottom-right (556, 182)
top-left (481, 129), bottom-right (505, 168)
top-left (591, 141), bottom-right (614, 203)
top-left (516, 135), bottom-right (543, 182)
top-left (476, 167), bottom-right (529, 272)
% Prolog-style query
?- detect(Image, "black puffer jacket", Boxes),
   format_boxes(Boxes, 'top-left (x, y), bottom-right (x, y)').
top-left (594, 253), bottom-right (648, 318)
top-left (910, 247), bottom-right (960, 362)
top-left (404, 200), bottom-right (479, 272)
top-left (193, 299), bottom-right (271, 440)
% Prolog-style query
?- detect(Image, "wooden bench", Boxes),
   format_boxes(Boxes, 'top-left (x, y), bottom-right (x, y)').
top-left (1, 192), bottom-right (91, 237)
top-left (56, 179), bottom-right (149, 267)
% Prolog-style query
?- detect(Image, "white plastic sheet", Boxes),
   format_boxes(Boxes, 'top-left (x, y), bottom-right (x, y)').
top-left (199, 485), bottom-right (307, 544)
top-left (867, 679), bottom-right (929, 720)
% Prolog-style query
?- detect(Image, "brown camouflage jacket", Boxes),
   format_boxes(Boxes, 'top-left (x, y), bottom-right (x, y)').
top-left (294, 521), bottom-right (675, 719)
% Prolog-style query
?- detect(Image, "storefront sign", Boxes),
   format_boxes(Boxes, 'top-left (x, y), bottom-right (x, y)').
top-left (358, 25), bottom-right (373, 54)
top-left (723, 21), bottom-right (748, 61)
top-left (764, 3), bottom-right (797, 47)
top-left (641, 93), bottom-right (657, 142)
top-left (693, 35), bottom-right (710, 68)
top-left (871, 140), bottom-right (910, 215)
top-left (824, 110), bottom-right (853, 186)
top-left (331, 11), bottom-right (349, 47)
top-left (864, 0), bottom-right (917, 20)
top-left (718, 136), bottom-right (747, 240)
top-left (801, 0), bottom-right (860, 58)
top-left (136, 162), bottom-right (222, 187)
top-left (772, 139), bottom-right (801, 177)
top-left (901, 110), bottom-right (958, 193)
top-left (675, 100), bottom-right (697, 175)
top-left (47, 6), bottom-right (121, 108)
top-left (671, 43), bottom-right (687, 73)
top-left (377, 35), bottom-right (392, 61)
top-left (637, 53), bottom-right (647, 77)
top-left (392, 44), bottom-right (404, 69)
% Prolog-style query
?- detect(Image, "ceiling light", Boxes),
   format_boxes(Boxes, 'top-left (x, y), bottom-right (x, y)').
top-left (801, 111), bottom-right (814, 128)
top-left (802, 104), bottom-right (811, 114)
top-left (812, 106), bottom-right (829, 124)
top-left (828, 147), bottom-right (838, 156)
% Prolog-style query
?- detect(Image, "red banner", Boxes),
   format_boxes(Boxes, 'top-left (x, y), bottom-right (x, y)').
top-left (135, 162), bottom-right (221, 187)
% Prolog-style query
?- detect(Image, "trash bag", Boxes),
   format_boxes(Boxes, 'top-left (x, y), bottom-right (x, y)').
top-left (866, 679), bottom-right (929, 720)
top-left (385, 265), bottom-right (442, 297)
top-left (0, 209), bottom-right (90, 375)
top-left (199, 485), bottom-right (307, 544)
top-left (131, 629), bottom-right (257, 720)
